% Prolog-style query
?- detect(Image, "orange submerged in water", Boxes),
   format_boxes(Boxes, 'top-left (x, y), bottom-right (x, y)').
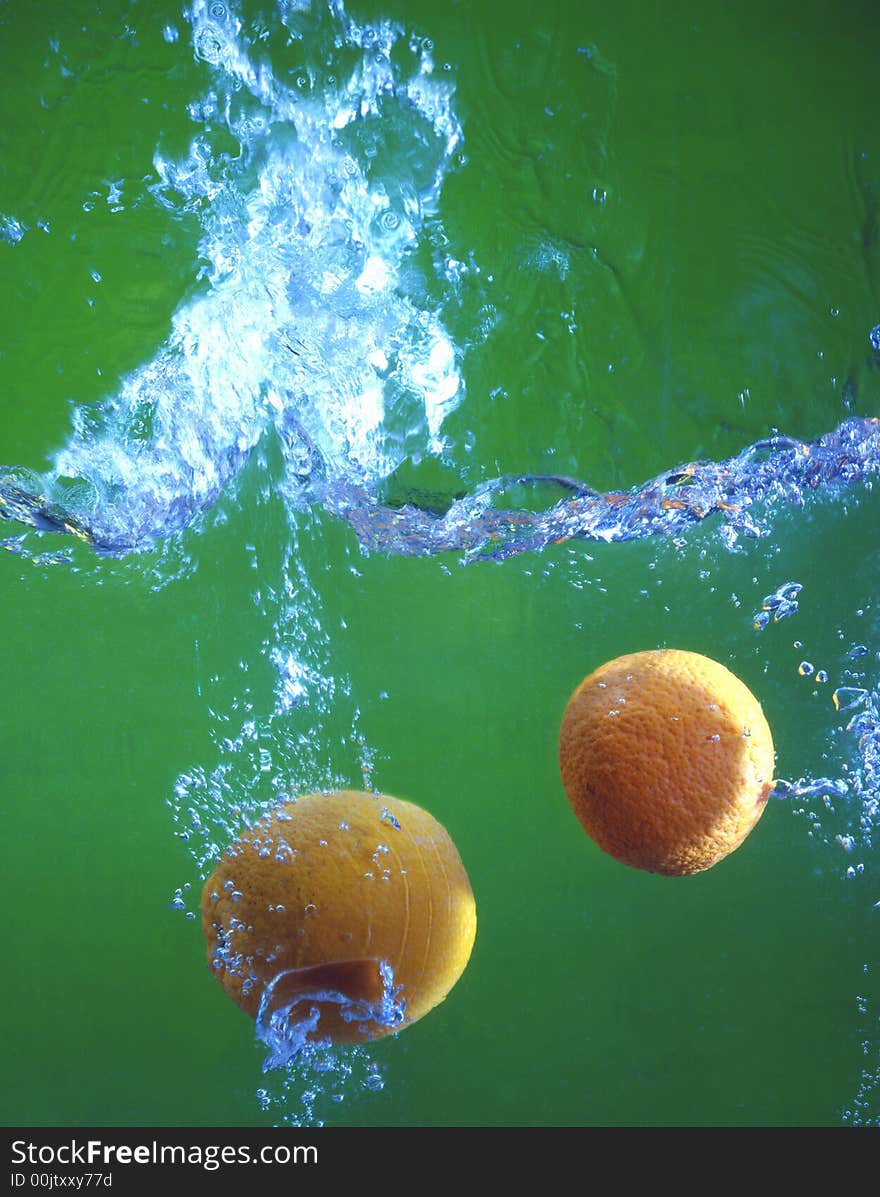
top-left (202, 790), bottom-right (476, 1043)
top-left (559, 649), bottom-right (775, 876)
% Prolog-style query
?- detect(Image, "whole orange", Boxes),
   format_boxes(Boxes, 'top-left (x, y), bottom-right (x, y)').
top-left (559, 649), bottom-right (775, 876)
top-left (202, 790), bottom-right (476, 1044)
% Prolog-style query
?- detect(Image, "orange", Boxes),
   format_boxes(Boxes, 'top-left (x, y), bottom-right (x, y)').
top-left (559, 649), bottom-right (775, 876)
top-left (202, 790), bottom-right (476, 1044)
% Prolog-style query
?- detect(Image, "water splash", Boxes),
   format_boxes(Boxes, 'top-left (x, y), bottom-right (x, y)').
top-left (255, 959), bottom-right (404, 1072)
top-left (2, 0), bottom-right (464, 556)
top-left (5, 415), bottom-right (880, 563)
top-left (1, 10), bottom-right (878, 564)
top-left (329, 416), bottom-right (880, 561)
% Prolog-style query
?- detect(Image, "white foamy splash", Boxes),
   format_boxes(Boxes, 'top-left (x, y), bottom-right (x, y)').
top-left (7, 0), bottom-right (465, 552)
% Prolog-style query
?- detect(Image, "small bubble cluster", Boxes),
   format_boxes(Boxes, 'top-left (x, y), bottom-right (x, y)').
top-left (753, 581), bottom-right (802, 631)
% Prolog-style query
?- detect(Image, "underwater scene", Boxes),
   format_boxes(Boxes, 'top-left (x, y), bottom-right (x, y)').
top-left (1, 0), bottom-right (879, 1127)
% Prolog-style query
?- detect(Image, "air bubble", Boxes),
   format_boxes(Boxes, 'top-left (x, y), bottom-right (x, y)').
top-left (194, 25), bottom-right (225, 64)
top-left (0, 215), bottom-right (25, 245)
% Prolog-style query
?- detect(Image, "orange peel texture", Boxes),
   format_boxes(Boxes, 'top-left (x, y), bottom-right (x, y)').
top-left (559, 649), bottom-right (775, 876)
top-left (202, 790), bottom-right (476, 1043)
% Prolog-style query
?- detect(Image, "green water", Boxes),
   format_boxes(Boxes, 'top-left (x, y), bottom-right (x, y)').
top-left (1, 0), bottom-right (879, 1127)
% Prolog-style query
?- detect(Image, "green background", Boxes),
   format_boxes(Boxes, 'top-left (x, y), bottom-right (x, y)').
top-left (1, 0), bottom-right (878, 1126)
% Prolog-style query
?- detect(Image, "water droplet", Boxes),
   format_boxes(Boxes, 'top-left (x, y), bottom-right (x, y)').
top-left (798, 661), bottom-right (814, 677)
top-left (379, 807), bottom-right (401, 830)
